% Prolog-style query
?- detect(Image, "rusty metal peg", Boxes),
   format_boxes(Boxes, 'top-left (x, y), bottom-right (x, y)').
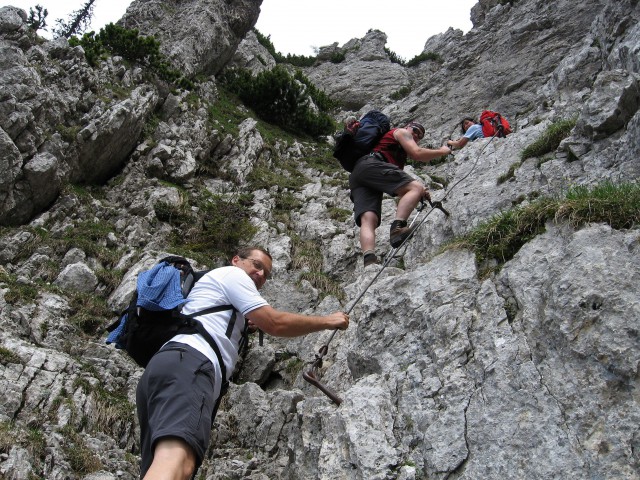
top-left (303, 370), bottom-right (343, 406)
top-left (429, 200), bottom-right (450, 217)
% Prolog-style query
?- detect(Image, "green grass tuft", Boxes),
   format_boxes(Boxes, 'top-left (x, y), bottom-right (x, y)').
top-left (445, 182), bottom-right (640, 271)
top-left (497, 161), bottom-right (522, 185)
top-left (521, 118), bottom-right (577, 161)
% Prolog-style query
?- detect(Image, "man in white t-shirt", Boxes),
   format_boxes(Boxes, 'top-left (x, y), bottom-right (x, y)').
top-left (447, 117), bottom-right (485, 150)
top-left (136, 247), bottom-right (349, 479)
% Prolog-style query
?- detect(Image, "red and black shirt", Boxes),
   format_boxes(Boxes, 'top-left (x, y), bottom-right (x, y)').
top-left (371, 128), bottom-right (408, 169)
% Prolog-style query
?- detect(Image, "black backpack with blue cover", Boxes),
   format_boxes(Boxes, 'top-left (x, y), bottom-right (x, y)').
top-left (105, 256), bottom-right (235, 373)
top-left (333, 110), bottom-right (391, 172)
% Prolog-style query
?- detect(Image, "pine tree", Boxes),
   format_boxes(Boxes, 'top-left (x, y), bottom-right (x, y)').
top-left (27, 4), bottom-right (48, 32)
top-left (53, 0), bottom-right (97, 39)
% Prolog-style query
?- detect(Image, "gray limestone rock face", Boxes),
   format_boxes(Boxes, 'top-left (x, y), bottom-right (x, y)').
top-left (119, 0), bottom-right (262, 77)
top-left (0, 0), bottom-right (639, 478)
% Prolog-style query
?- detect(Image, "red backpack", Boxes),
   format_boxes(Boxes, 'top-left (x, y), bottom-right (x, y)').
top-left (479, 110), bottom-right (512, 138)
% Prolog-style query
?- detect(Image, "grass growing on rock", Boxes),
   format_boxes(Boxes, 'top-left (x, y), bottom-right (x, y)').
top-left (0, 346), bottom-right (22, 365)
top-left (73, 377), bottom-right (135, 438)
top-left (445, 182), bottom-right (640, 269)
top-left (207, 88), bottom-right (248, 137)
top-left (66, 291), bottom-right (113, 335)
top-left (0, 422), bottom-right (48, 476)
top-left (60, 425), bottom-right (103, 475)
top-left (246, 157), bottom-right (308, 192)
top-left (497, 161), bottom-right (522, 185)
top-left (521, 117), bottom-right (577, 160)
top-left (171, 192), bottom-right (257, 263)
top-left (303, 147), bottom-right (344, 176)
top-left (5, 186), bottom-right (122, 271)
top-left (291, 236), bottom-right (343, 300)
top-left (327, 206), bottom-right (352, 222)
top-left (0, 269), bottom-right (39, 304)
top-left (0, 267), bottom-right (113, 336)
top-left (299, 270), bottom-right (344, 300)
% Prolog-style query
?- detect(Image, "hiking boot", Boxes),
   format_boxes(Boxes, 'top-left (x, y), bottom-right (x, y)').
top-left (363, 252), bottom-right (378, 267)
top-left (390, 220), bottom-right (414, 248)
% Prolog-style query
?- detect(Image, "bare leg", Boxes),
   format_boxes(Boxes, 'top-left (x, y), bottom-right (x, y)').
top-left (395, 181), bottom-right (425, 220)
top-left (359, 211), bottom-right (379, 252)
top-left (143, 438), bottom-right (196, 480)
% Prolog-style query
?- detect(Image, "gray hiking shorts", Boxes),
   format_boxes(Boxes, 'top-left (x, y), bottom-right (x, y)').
top-left (136, 342), bottom-right (219, 477)
top-left (349, 155), bottom-right (414, 226)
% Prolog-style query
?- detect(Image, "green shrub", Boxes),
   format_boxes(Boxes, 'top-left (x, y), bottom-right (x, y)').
top-left (330, 51), bottom-right (346, 64)
top-left (521, 118), bottom-right (577, 160)
top-left (283, 53), bottom-right (317, 67)
top-left (173, 193), bottom-right (257, 261)
top-left (253, 28), bottom-right (316, 67)
top-left (53, 0), bottom-right (96, 38)
top-left (70, 23), bottom-right (193, 90)
top-left (406, 51), bottom-right (443, 67)
top-left (384, 47), bottom-right (405, 65)
top-left (220, 66), bottom-right (335, 137)
top-left (390, 86), bottom-right (411, 100)
top-left (253, 28), bottom-right (281, 61)
top-left (294, 70), bottom-right (335, 112)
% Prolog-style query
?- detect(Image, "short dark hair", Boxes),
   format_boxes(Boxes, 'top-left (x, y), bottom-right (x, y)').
top-left (236, 246), bottom-right (272, 261)
top-left (460, 117), bottom-right (476, 134)
top-left (406, 121), bottom-right (425, 138)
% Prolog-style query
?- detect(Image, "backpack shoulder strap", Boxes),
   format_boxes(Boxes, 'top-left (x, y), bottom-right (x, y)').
top-left (184, 304), bottom-right (240, 340)
top-left (191, 319), bottom-right (228, 383)
top-left (182, 304), bottom-right (235, 318)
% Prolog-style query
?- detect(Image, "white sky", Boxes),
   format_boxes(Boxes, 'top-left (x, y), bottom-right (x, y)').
top-left (256, 0), bottom-right (477, 60)
top-left (4, 0), bottom-right (476, 60)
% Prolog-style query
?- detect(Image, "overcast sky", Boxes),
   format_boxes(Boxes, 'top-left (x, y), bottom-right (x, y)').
top-left (5, 0), bottom-right (476, 60)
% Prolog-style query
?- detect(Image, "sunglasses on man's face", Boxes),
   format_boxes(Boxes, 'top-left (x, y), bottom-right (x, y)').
top-left (240, 256), bottom-right (271, 279)
top-left (411, 127), bottom-right (424, 139)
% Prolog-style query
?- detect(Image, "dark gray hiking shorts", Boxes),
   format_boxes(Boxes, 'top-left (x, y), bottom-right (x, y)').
top-left (136, 342), bottom-right (218, 477)
top-left (349, 155), bottom-right (414, 226)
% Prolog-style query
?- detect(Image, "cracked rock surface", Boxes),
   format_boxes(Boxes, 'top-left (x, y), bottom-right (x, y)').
top-left (1, 0), bottom-right (639, 478)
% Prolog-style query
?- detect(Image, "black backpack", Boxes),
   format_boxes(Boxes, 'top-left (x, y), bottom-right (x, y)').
top-left (105, 256), bottom-right (236, 377)
top-left (333, 110), bottom-right (391, 172)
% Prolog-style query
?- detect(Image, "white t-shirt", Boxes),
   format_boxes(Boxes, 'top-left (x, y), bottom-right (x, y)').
top-left (171, 265), bottom-right (268, 388)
